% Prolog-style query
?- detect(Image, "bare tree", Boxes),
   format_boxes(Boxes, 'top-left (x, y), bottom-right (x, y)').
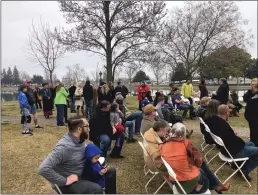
top-left (19, 71), bottom-right (31, 82)
top-left (57, 1), bottom-right (166, 82)
top-left (161, 1), bottom-right (253, 78)
top-left (66, 64), bottom-right (89, 82)
top-left (26, 19), bottom-right (66, 86)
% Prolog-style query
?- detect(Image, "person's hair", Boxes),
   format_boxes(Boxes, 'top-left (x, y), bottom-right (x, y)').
top-left (220, 78), bottom-right (227, 84)
top-left (173, 87), bottom-right (179, 92)
top-left (110, 102), bottom-right (118, 112)
top-left (101, 84), bottom-right (110, 94)
top-left (253, 82), bottom-right (258, 94)
top-left (200, 79), bottom-right (206, 85)
top-left (42, 82), bottom-right (49, 87)
top-left (117, 81), bottom-right (121, 85)
top-left (100, 81), bottom-right (106, 86)
top-left (108, 82), bottom-right (114, 90)
top-left (20, 85), bottom-right (27, 91)
top-left (86, 80), bottom-right (90, 85)
top-left (146, 91), bottom-right (151, 97)
top-left (67, 116), bottom-right (86, 133)
top-left (169, 83), bottom-right (174, 87)
top-left (200, 96), bottom-right (210, 106)
top-left (158, 96), bottom-right (165, 102)
top-left (99, 100), bottom-right (111, 110)
top-left (153, 120), bottom-right (169, 132)
top-left (170, 123), bottom-right (186, 138)
top-left (56, 83), bottom-right (64, 92)
top-left (204, 99), bottom-right (220, 119)
top-left (217, 104), bottom-right (229, 116)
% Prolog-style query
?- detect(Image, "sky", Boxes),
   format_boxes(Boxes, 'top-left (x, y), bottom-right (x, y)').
top-left (1, 1), bottom-right (257, 80)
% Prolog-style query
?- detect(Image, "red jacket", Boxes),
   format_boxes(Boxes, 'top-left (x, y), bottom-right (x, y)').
top-left (137, 85), bottom-right (150, 101)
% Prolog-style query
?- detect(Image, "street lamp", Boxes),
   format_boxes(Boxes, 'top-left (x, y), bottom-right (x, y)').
top-left (99, 71), bottom-right (102, 79)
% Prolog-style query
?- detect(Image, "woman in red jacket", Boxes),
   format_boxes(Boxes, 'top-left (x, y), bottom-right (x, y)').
top-left (137, 81), bottom-right (150, 111)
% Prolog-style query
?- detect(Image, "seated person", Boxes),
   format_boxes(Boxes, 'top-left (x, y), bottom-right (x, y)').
top-left (82, 144), bottom-right (114, 193)
top-left (206, 104), bottom-right (258, 180)
top-left (153, 91), bottom-right (162, 106)
top-left (230, 90), bottom-right (243, 115)
top-left (172, 88), bottom-right (195, 119)
top-left (196, 96), bottom-right (210, 118)
top-left (228, 94), bottom-right (238, 117)
top-left (160, 122), bottom-right (230, 194)
top-left (140, 104), bottom-right (157, 135)
top-left (145, 91), bottom-right (153, 102)
top-left (141, 97), bottom-right (151, 108)
top-left (156, 96), bottom-right (165, 119)
top-left (38, 116), bottom-right (116, 194)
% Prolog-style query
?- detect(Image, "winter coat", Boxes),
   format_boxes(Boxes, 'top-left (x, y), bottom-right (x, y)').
top-left (18, 91), bottom-right (30, 110)
top-left (115, 85), bottom-right (129, 98)
top-left (181, 83), bottom-right (193, 98)
top-left (75, 87), bottom-right (84, 107)
top-left (83, 84), bottom-right (93, 101)
top-left (54, 87), bottom-right (69, 105)
top-left (137, 85), bottom-right (150, 101)
top-left (25, 87), bottom-right (36, 106)
top-left (216, 83), bottom-right (229, 104)
top-left (199, 84), bottom-right (208, 99)
top-left (68, 86), bottom-right (76, 98)
top-left (243, 89), bottom-right (256, 103)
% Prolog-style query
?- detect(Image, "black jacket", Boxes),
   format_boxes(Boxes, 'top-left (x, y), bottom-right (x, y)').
top-left (98, 89), bottom-right (114, 104)
top-left (89, 109), bottom-right (113, 142)
top-left (205, 115), bottom-right (245, 156)
top-left (83, 85), bottom-right (93, 101)
top-left (115, 85), bottom-right (129, 98)
top-left (216, 83), bottom-right (229, 104)
top-left (25, 87), bottom-right (36, 105)
top-left (199, 84), bottom-right (208, 99)
top-left (68, 86), bottom-right (76, 97)
top-left (243, 89), bottom-right (255, 103)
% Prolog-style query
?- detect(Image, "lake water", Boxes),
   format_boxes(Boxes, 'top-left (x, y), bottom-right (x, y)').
top-left (1, 89), bottom-right (247, 102)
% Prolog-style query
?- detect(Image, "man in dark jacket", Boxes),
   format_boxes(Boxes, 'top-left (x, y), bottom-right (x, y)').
top-left (68, 83), bottom-right (76, 113)
top-left (115, 81), bottom-right (129, 105)
top-left (89, 100), bottom-right (124, 158)
top-left (216, 78), bottom-right (229, 104)
top-left (83, 80), bottom-right (94, 119)
top-left (243, 79), bottom-right (257, 103)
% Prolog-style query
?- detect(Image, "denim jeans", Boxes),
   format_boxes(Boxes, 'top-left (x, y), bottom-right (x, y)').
top-left (70, 96), bottom-right (75, 112)
top-left (126, 111), bottom-right (143, 133)
top-left (191, 161), bottom-right (220, 194)
top-left (178, 103), bottom-right (194, 117)
top-left (85, 100), bottom-right (93, 119)
top-left (125, 121), bottom-right (134, 139)
top-left (56, 104), bottom-right (65, 126)
top-left (232, 141), bottom-right (258, 175)
top-left (99, 134), bottom-right (124, 157)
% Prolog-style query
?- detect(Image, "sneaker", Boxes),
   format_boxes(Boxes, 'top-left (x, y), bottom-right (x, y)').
top-left (127, 138), bottom-right (137, 143)
top-left (35, 125), bottom-right (43, 129)
top-left (22, 131), bottom-right (33, 136)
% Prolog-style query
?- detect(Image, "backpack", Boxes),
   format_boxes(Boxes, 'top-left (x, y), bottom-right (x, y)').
top-left (161, 107), bottom-right (183, 124)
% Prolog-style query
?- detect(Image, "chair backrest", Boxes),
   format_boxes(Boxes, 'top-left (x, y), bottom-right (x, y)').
top-left (209, 131), bottom-right (225, 147)
top-left (138, 141), bottom-right (149, 157)
top-left (161, 157), bottom-right (187, 194)
top-left (140, 132), bottom-right (144, 138)
top-left (199, 117), bottom-right (211, 133)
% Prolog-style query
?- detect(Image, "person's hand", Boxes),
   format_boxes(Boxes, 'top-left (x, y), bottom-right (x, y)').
top-left (66, 174), bottom-right (78, 186)
top-left (234, 131), bottom-right (238, 136)
top-left (101, 168), bottom-right (108, 175)
top-left (113, 127), bottom-right (117, 134)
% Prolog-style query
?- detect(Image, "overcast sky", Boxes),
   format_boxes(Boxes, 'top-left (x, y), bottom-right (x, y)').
top-left (2, 1), bottom-right (257, 80)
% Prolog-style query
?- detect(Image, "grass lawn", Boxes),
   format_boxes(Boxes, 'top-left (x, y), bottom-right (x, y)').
top-left (1, 99), bottom-right (257, 194)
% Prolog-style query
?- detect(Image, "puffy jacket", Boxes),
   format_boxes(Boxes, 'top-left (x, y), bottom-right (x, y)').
top-left (83, 85), bottom-right (93, 101)
top-left (18, 91), bottom-right (30, 110)
top-left (137, 85), bottom-right (150, 101)
top-left (143, 128), bottom-right (167, 174)
top-left (54, 87), bottom-right (69, 105)
top-left (181, 83), bottom-right (193, 98)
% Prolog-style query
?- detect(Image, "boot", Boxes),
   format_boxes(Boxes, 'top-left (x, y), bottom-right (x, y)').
top-left (215, 182), bottom-right (230, 194)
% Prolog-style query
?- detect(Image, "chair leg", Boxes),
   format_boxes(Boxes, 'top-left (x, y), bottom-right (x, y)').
top-left (204, 145), bottom-right (216, 163)
top-left (214, 161), bottom-right (227, 182)
top-left (207, 152), bottom-right (219, 165)
top-left (154, 180), bottom-right (166, 194)
top-left (145, 173), bottom-right (158, 193)
top-left (144, 165), bottom-right (150, 176)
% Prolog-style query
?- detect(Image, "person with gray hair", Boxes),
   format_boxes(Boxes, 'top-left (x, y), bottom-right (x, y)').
top-left (160, 122), bottom-right (230, 194)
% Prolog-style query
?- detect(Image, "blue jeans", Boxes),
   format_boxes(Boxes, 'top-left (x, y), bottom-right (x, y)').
top-left (85, 100), bottom-right (93, 119)
top-left (125, 121), bottom-right (134, 139)
top-left (99, 134), bottom-right (124, 157)
top-left (70, 96), bottom-right (75, 111)
top-left (232, 141), bottom-right (258, 175)
top-left (178, 103), bottom-right (194, 117)
top-left (56, 104), bottom-right (65, 126)
top-left (126, 111), bottom-right (143, 133)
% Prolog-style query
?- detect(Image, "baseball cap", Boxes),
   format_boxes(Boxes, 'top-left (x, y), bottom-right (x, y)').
top-left (143, 104), bottom-right (156, 115)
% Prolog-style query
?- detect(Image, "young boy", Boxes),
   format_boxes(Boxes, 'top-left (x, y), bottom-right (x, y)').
top-left (82, 144), bottom-right (108, 192)
top-left (18, 85), bottom-right (33, 135)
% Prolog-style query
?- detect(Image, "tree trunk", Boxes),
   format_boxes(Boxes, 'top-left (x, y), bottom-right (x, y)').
top-left (49, 71), bottom-right (53, 86)
top-left (104, 2), bottom-right (113, 82)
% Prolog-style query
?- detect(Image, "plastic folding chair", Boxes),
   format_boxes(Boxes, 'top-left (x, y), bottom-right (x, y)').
top-left (161, 157), bottom-right (211, 194)
top-left (53, 184), bottom-right (62, 194)
top-left (199, 117), bottom-right (219, 164)
top-left (209, 132), bottom-right (251, 187)
top-left (138, 141), bottom-right (172, 194)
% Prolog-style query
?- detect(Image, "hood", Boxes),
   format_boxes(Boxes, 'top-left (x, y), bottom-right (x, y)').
top-left (144, 128), bottom-right (163, 144)
top-left (85, 144), bottom-right (102, 161)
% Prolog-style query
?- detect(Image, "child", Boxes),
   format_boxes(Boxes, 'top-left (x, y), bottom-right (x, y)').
top-left (18, 85), bottom-right (32, 136)
top-left (110, 102), bottom-right (125, 147)
top-left (82, 144), bottom-right (107, 192)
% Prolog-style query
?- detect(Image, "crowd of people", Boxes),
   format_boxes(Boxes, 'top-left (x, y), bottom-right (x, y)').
top-left (16, 76), bottom-right (258, 194)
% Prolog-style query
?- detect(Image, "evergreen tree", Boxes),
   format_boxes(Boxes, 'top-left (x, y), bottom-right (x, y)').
top-left (132, 70), bottom-right (150, 82)
top-left (12, 66), bottom-right (20, 86)
top-left (7, 67), bottom-right (13, 86)
top-left (1, 68), bottom-right (7, 86)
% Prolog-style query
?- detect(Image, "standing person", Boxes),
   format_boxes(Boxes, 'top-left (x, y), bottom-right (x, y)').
top-left (38, 116), bottom-right (117, 194)
top-left (75, 82), bottom-right (84, 116)
top-left (108, 82), bottom-right (116, 103)
top-left (137, 81), bottom-right (150, 111)
top-left (216, 78), bottom-right (229, 104)
top-left (68, 82), bottom-right (77, 113)
top-left (24, 80), bottom-right (43, 129)
top-left (98, 84), bottom-right (113, 104)
top-left (41, 82), bottom-right (53, 119)
top-left (181, 79), bottom-right (194, 105)
top-left (199, 79), bottom-right (208, 99)
top-left (64, 87), bottom-right (69, 123)
top-left (34, 83), bottom-right (42, 109)
top-left (83, 80), bottom-right (94, 120)
top-left (92, 87), bottom-right (99, 114)
top-left (245, 82), bottom-right (258, 147)
top-left (18, 85), bottom-right (33, 135)
top-left (55, 83), bottom-right (69, 126)
top-left (243, 78), bottom-right (257, 103)
top-left (115, 81), bottom-right (129, 105)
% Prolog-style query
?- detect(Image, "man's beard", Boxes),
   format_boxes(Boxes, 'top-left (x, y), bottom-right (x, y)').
top-left (79, 132), bottom-right (88, 144)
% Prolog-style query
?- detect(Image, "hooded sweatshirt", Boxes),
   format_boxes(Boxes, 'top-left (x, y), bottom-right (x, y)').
top-left (82, 144), bottom-right (105, 188)
top-left (18, 91), bottom-right (30, 110)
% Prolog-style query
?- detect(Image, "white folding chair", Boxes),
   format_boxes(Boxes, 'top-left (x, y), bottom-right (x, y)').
top-left (161, 157), bottom-right (211, 194)
top-left (138, 141), bottom-right (171, 194)
top-left (209, 132), bottom-right (251, 187)
top-left (199, 117), bottom-right (219, 164)
top-left (53, 184), bottom-right (62, 194)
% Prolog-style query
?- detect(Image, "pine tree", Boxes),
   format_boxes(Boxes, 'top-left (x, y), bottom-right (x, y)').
top-left (7, 67), bottom-right (13, 86)
top-left (1, 68), bottom-right (7, 86)
top-left (12, 66), bottom-right (20, 86)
